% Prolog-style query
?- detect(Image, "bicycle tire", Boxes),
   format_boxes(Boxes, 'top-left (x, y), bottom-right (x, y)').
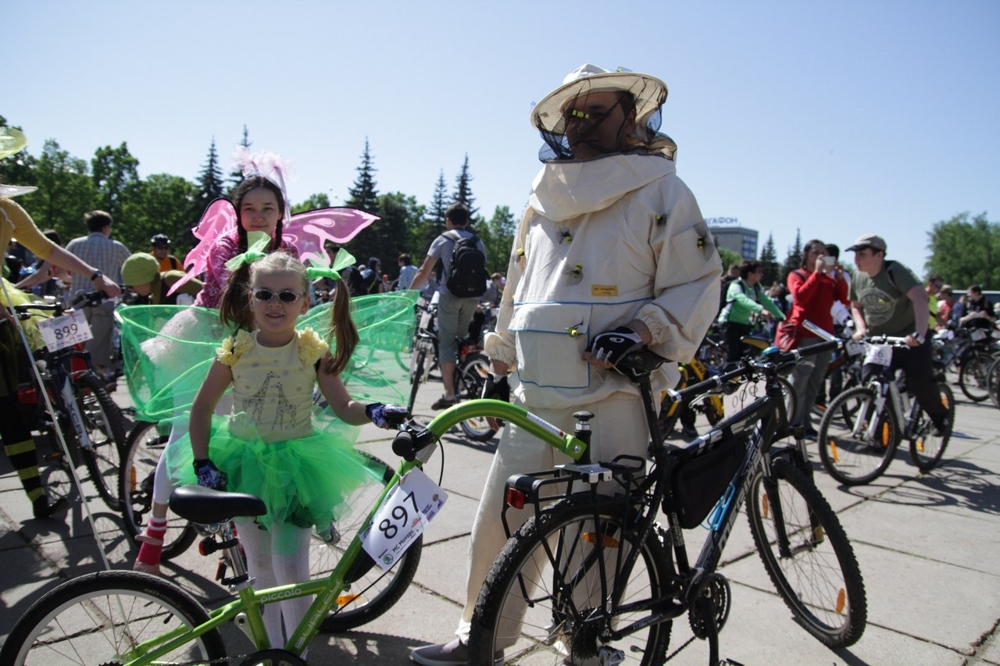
top-left (119, 421), bottom-right (197, 560)
top-left (74, 371), bottom-right (127, 510)
top-left (908, 382), bottom-right (955, 472)
top-left (0, 570), bottom-right (226, 665)
top-left (458, 352), bottom-right (498, 441)
top-left (407, 343), bottom-right (429, 414)
top-left (988, 356), bottom-right (1000, 409)
top-left (818, 386), bottom-right (899, 485)
top-left (469, 496), bottom-right (674, 666)
top-left (746, 458), bottom-right (867, 647)
top-left (318, 453), bottom-right (423, 632)
top-left (959, 349), bottom-right (993, 402)
top-left (775, 375), bottom-right (797, 429)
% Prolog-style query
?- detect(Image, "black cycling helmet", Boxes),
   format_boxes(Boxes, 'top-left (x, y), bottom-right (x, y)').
top-left (150, 233), bottom-right (170, 248)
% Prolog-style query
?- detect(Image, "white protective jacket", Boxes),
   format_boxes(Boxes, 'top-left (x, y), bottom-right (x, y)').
top-left (484, 153), bottom-right (722, 410)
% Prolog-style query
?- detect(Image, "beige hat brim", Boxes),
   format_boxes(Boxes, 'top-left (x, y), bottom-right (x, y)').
top-left (530, 71), bottom-right (667, 134)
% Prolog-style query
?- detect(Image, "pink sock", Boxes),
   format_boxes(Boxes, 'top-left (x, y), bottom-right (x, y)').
top-left (136, 517), bottom-right (168, 567)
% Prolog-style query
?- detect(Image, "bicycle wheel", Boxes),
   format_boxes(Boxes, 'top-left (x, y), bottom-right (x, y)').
top-left (458, 352), bottom-right (498, 441)
top-left (119, 421), bottom-right (197, 560)
top-left (317, 453), bottom-right (422, 632)
top-left (775, 375), bottom-right (797, 428)
top-left (469, 496), bottom-right (674, 666)
top-left (0, 570), bottom-right (226, 665)
top-left (746, 458), bottom-right (866, 647)
top-left (407, 341), bottom-right (431, 413)
top-left (958, 349), bottom-right (992, 402)
top-left (908, 382), bottom-right (955, 472)
top-left (74, 371), bottom-right (127, 510)
top-left (818, 386), bottom-right (899, 485)
top-left (988, 356), bottom-right (1000, 409)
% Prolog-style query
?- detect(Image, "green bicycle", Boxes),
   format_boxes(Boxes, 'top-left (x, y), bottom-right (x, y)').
top-left (0, 401), bottom-right (585, 666)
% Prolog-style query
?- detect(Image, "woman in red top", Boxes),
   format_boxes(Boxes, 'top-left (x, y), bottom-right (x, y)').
top-left (786, 239), bottom-right (849, 436)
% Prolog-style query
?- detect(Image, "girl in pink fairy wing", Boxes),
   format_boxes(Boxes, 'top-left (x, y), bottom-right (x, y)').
top-left (193, 175), bottom-right (299, 309)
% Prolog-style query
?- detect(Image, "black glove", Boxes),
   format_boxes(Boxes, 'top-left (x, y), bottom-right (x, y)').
top-left (586, 326), bottom-right (644, 366)
top-left (193, 459), bottom-right (227, 491)
top-left (481, 374), bottom-right (510, 402)
top-left (366, 403), bottom-right (409, 428)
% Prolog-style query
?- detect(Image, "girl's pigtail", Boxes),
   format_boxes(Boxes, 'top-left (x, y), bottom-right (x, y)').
top-left (219, 263), bottom-right (254, 332)
top-left (323, 281), bottom-right (359, 376)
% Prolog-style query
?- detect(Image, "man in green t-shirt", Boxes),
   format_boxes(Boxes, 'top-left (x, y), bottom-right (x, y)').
top-left (846, 233), bottom-right (949, 435)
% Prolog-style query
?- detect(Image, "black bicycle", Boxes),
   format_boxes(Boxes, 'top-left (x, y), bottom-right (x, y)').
top-left (467, 343), bottom-right (866, 665)
top-left (408, 301), bottom-right (494, 440)
top-left (13, 292), bottom-right (128, 511)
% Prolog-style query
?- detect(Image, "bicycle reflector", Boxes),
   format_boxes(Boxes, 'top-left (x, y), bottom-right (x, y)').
top-left (505, 487), bottom-right (526, 510)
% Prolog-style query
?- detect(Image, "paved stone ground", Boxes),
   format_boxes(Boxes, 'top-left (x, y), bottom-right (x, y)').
top-left (1, 374), bottom-right (999, 664)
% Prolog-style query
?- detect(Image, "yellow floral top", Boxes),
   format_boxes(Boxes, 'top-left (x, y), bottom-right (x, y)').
top-left (216, 328), bottom-right (330, 443)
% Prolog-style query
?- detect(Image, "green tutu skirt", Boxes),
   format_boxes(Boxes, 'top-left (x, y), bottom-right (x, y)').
top-left (164, 412), bottom-right (381, 553)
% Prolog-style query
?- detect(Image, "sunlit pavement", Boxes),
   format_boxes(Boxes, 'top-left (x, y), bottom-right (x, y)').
top-left (2, 375), bottom-right (999, 664)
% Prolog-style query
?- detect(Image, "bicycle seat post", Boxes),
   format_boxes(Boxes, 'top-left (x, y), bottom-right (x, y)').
top-left (572, 411), bottom-right (594, 465)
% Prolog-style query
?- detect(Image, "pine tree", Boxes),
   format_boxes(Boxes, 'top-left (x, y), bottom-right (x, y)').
top-left (226, 125), bottom-right (252, 195)
top-left (346, 138), bottom-right (379, 213)
top-left (780, 228), bottom-right (803, 283)
top-left (450, 154), bottom-right (477, 215)
top-left (186, 139), bottom-right (226, 245)
top-left (759, 233), bottom-right (780, 286)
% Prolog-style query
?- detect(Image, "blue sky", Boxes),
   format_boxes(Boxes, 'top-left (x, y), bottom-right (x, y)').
top-left (5, 0), bottom-right (998, 277)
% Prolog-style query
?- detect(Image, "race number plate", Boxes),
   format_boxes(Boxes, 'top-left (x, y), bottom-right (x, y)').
top-left (863, 343), bottom-right (892, 367)
top-left (361, 468), bottom-right (448, 571)
top-left (37, 310), bottom-right (93, 352)
top-left (845, 339), bottom-right (865, 357)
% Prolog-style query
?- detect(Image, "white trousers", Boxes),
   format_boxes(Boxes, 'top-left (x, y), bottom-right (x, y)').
top-left (456, 393), bottom-right (649, 640)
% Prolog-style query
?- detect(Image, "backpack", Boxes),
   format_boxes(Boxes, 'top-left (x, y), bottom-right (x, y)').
top-left (444, 230), bottom-right (487, 298)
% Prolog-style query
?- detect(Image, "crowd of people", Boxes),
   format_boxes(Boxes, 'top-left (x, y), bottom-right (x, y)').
top-left (1, 58), bottom-right (995, 662)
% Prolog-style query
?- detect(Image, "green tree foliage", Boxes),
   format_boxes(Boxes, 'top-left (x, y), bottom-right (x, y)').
top-left (926, 212), bottom-right (999, 289)
top-left (346, 138), bottom-right (379, 214)
top-left (119, 174), bottom-right (200, 258)
top-left (719, 247), bottom-right (742, 272)
top-left (450, 154), bottom-right (477, 215)
top-left (291, 193), bottom-right (331, 214)
top-left (347, 192), bottom-right (423, 278)
top-left (92, 142), bottom-right (140, 224)
top-left (477, 205), bottom-right (517, 274)
top-left (187, 139), bottom-right (226, 237)
top-left (780, 228), bottom-right (803, 283)
top-left (758, 233), bottom-right (780, 286)
top-left (24, 140), bottom-right (99, 242)
top-left (415, 170), bottom-right (449, 252)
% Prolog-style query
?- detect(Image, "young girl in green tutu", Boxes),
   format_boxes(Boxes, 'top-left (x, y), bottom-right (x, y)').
top-left (165, 247), bottom-right (406, 649)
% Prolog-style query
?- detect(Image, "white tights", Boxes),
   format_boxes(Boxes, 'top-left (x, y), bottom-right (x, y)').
top-left (235, 517), bottom-right (312, 650)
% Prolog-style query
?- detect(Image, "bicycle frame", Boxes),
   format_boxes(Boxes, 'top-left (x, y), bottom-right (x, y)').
top-left (494, 351), bottom-right (813, 643)
top-left (123, 400), bottom-right (586, 664)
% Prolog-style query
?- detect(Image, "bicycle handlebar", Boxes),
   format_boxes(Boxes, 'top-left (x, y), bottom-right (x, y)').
top-left (13, 291), bottom-right (109, 319)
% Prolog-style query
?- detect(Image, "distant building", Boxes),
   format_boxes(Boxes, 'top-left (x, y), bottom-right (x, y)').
top-left (707, 218), bottom-right (758, 260)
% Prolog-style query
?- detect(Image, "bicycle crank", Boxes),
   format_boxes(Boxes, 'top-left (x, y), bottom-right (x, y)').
top-left (688, 572), bottom-right (732, 639)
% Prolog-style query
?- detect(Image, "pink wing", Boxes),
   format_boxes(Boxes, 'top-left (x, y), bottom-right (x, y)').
top-left (167, 198), bottom-right (237, 296)
top-left (284, 207), bottom-right (379, 265)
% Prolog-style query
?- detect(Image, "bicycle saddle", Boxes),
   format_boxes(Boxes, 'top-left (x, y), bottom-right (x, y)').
top-left (616, 349), bottom-right (667, 378)
top-left (169, 485), bottom-right (267, 524)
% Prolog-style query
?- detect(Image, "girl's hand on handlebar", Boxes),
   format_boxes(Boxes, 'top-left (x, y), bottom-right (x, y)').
top-left (366, 403), bottom-right (409, 429)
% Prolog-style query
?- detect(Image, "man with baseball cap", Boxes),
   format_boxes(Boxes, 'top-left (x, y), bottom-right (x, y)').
top-left (847, 233), bottom-right (950, 436)
top-left (411, 64), bottom-right (721, 665)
